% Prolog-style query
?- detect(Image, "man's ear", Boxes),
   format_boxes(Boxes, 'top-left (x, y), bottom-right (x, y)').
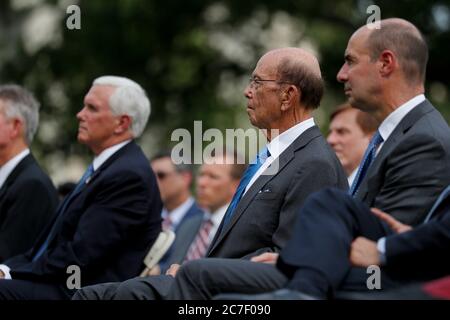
top-left (114, 114), bottom-right (132, 134)
top-left (378, 50), bottom-right (396, 77)
top-left (10, 118), bottom-right (23, 140)
top-left (280, 85), bottom-right (299, 111)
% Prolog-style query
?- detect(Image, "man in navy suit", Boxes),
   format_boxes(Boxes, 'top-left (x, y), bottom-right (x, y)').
top-left (0, 85), bottom-right (58, 261)
top-left (147, 152), bottom-right (203, 274)
top-left (0, 76), bottom-right (162, 300)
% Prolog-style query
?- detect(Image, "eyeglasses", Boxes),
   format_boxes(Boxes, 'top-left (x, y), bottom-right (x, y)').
top-left (155, 171), bottom-right (176, 180)
top-left (248, 77), bottom-right (291, 89)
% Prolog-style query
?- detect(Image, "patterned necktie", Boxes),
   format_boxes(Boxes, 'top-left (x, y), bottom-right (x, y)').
top-left (349, 131), bottom-right (384, 196)
top-left (32, 164), bottom-right (94, 262)
top-left (162, 215), bottom-right (173, 230)
top-left (423, 184), bottom-right (450, 223)
top-left (184, 218), bottom-right (214, 261)
top-left (220, 147), bottom-right (271, 229)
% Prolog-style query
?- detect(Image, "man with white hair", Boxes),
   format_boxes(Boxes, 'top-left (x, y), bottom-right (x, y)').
top-left (0, 85), bottom-right (58, 261)
top-left (0, 76), bottom-right (163, 300)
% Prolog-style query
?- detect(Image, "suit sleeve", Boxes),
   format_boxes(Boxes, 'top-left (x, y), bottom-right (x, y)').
top-left (373, 134), bottom-right (450, 226)
top-left (27, 170), bottom-right (156, 279)
top-left (385, 215), bottom-right (450, 277)
top-left (0, 179), bottom-right (56, 261)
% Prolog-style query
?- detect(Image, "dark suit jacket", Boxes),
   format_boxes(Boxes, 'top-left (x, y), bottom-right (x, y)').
top-left (159, 212), bottom-right (204, 272)
top-left (385, 185), bottom-right (450, 282)
top-left (158, 202), bottom-right (203, 272)
top-left (206, 125), bottom-right (348, 259)
top-left (5, 141), bottom-right (162, 289)
top-left (356, 100), bottom-right (450, 226)
top-left (0, 154), bottom-right (58, 261)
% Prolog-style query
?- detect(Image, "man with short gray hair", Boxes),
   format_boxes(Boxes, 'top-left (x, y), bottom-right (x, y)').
top-left (0, 76), bottom-right (162, 300)
top-left (0, 85), bottom-right (58, 261)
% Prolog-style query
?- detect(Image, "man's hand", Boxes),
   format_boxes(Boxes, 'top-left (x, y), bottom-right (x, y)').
top-left (0, 270), bottom-right (4, 279)
top-left (250, 252), bottom-right (279, 265)
top-left (350, 237), bottom-right (380, 267)
top-left (371, 208), bottom-right (412, 234)
top-left (142, 265), bottom-right (161, 276)
top-left (165, 264), bottom-right (181, 277)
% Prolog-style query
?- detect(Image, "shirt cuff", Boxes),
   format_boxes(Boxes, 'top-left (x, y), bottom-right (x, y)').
top-left (0, 264), bottom-right (12, 279)
top-left (376, 237), bottom-right (386, 266)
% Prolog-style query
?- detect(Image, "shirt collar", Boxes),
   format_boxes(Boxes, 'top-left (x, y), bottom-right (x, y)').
top-left (0, 149), bottom-right (30, 189)
top-left (92, 140), bottom-right (131, 171)
top-left (205, 203), bottom-right (229, 227)
top-left (162, 197), bottom-right (195, 228)
top-left (378, 94), bottom-right (425, 142)
top-left (266, 118), bottom-right (315, 159)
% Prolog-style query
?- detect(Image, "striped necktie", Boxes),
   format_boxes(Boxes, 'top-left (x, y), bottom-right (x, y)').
top-left (184, 218), bottom-right (214, 261)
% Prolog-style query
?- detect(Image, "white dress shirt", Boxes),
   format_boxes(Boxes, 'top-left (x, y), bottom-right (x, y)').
top-left (347, 167), bottom-right (358, 187)
top-left (244, 118), bottom-right (316, 195)
top-left (0, 149), bottom-right (30, 189)
top-left (205, 203), bottom-right (229, 243)
top-left (377, 94), bottom-right (425, 154)
top-left (161, 197), bottom-right (195, 231)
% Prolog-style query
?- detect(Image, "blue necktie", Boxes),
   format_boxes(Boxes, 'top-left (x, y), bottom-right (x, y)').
top-left (32, 164), bottom-right (94, 262)
top-left (423, 184), bottom-right (450, 223)
top-left (220, 147), bottom-right (270, 229)
top-left (349, 131), bottom-right (384, 196)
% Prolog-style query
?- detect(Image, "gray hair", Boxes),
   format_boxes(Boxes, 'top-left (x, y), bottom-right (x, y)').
top-left (93, 76), bottom-right (151, 137)
top-left (0, 84), bottom-right (40, 145)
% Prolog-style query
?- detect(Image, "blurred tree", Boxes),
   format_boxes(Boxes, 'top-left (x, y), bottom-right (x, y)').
top-left (0, 0), bottom-right (448, 181)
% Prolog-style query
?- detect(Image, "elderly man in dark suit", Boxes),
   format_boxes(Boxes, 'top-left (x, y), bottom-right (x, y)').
top-left (0, 85), bottom-right (58, 261)
top-left (74, 47), bottom-right (348, 300)
top-left (0, 76), bottom-right (162, 300)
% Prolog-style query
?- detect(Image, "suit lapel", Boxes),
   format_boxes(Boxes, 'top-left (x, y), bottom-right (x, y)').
top-left (357, 100), bottom-right (435, 200)
top-left (38, 141), bottom-right (137, 249)
top-left (60, 141), bottom-right (137, 209)
top-left (207, 126), bottom-right (322, 255)
top-left (0, 154), bottom-right (34, 201)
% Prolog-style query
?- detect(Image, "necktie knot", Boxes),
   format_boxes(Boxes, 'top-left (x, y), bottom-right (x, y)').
top-left (370, 130), bottom-right (384, 149)
top-left (162, 215), bottom-right (173, 230)
top-left (73, 164), bottom-right (94, 194)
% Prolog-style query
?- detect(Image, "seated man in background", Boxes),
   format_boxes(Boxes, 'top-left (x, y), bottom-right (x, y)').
top-left (148, 151), bottom-right (203, 275)
top-left (0, 84), bottom-right (58, 261)
top-left (327, 103), bottom-right (378, 186)
top-left (155, 151), bottom-right (244, 274)
top-left (0, 76), bottom-right (162, 300)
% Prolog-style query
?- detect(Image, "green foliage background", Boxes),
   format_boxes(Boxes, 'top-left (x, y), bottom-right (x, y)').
top-left (0, 0), bottom-right (449, 181)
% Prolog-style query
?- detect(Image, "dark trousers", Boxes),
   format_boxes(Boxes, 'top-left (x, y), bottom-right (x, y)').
top-left (0, 279), bottom-right (72, 300)
top-left (278, 188), bottom-right (399, 298)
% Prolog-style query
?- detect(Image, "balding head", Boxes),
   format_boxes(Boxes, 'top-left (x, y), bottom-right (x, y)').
top-left (355, 18), bottom-right (428, 86)
top-left (258, 47), bottom-right (324, 109)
